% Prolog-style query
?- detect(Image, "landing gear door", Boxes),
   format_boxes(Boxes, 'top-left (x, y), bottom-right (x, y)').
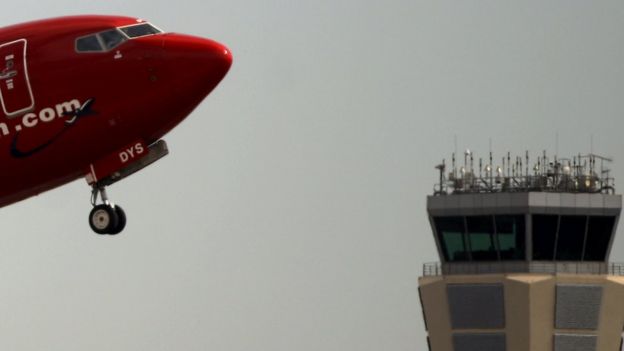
top-left (0, 39), bottom-right (34, 117)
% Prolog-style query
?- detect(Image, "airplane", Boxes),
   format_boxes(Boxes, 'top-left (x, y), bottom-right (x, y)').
top-left (0, 15), bottom-right (232, 234)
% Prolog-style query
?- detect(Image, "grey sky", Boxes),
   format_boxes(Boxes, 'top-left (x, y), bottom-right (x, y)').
top-left (1, 1), bottom-right (624, 350)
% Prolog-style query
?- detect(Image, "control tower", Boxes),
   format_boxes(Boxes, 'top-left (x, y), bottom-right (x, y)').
top-left (419, 151), bottom-right (623, 351)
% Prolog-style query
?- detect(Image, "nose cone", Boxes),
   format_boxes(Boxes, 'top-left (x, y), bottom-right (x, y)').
top-left (164, 34), bottom-right (233, 106)
top-left (202, 39), bottom-right (233, 78)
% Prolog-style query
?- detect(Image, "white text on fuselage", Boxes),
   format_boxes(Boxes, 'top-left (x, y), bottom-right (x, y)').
top-left (0, 99), bottom-right (81, 137)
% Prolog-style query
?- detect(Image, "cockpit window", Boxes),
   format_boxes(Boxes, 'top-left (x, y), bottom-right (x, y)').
top-left (119, 23), bottom-right (162, 38)
top-left (99, 29), bottom-right (127, 50)
top-left (76, 35), bottom-right (102, 52)
top-left (76, 28), bottom-right (127, 53)
top-left (76, 23), bottom-right (163, 53)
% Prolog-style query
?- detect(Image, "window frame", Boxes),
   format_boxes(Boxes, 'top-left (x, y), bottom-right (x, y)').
top-left (583, 215), bottom-right (616, 261)
top-left (117, 22), bottom-right (164, 39)
top-left (75, 28), bottom-right (128, 54)
top-left (466, 215), bottom-right (499, 261)
top-left (495, 214), bottom-right (526, 260)
top-left (98, 28), bottom-right (128, 51)
top-left (532, 214), bottom-right (559, 260)
top-left (75, 34), bottom-right (104, 53)
top-left (555, 215), bottom-right (588, 261)
top-left (433, 214), bottom-right (527, 262)
top-left (434, 216), bottom-right (468, 262)
top-left (531, 214), bottom-right (616, 262)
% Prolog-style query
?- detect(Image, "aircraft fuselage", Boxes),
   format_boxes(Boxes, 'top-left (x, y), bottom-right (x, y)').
top-left (0, 15), bottom-right (232, 215)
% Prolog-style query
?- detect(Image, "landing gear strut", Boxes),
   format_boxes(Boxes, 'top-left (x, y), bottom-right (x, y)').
top-left (84, 140), bottom-right (168, 234)
top-left (89, 186), bottom-right (126, 235)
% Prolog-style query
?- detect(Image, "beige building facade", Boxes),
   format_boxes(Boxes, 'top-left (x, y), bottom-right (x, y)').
top-left (419, 274), bottom-right (624, 351)
top-left (421, 189), bottom-right (623, 351)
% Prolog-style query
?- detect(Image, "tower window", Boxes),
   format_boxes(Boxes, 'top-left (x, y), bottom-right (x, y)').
top-left (496, 215), bottom-right (525, 260)
top-left (583, 216), bottom-right (615, 261)
top-left (556, 216), bottom-right (587, 261)
top-left (467, 216), bottom-right (497, 260)
top-left (532, 215), bottom-right (558, 260)
top-left (434, 216), bottom-right (468, 261)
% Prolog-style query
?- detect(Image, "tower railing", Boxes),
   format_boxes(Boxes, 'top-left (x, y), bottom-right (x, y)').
top-left (422, 261), bottom-right (624, 277)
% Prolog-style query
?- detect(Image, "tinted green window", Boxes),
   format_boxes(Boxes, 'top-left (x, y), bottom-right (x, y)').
top-left (496, 215), bottom-right (526, 260)
top-left (467, 216), bottom-right (497, 261)
top-left (583, 216), bottom-right (615, 261)
top-left (556, 216), bottom-right (587, 260)
top-left (434, 217), bottom-right (468, 261)
top-left (532, 215), bottom-right (558, 260)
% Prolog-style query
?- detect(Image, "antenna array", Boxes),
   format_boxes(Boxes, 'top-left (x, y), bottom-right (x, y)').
top-left (433, 151), bottom-right (614, 195)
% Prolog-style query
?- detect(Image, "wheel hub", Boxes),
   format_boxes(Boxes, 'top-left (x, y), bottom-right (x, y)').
top-left (92, 209), bottom-right (111, 230)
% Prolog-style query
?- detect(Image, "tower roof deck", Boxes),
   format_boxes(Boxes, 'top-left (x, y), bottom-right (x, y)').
top-left (434, 151), bottom-right (614, 196)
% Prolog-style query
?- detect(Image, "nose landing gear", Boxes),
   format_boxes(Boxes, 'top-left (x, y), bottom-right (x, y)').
top-left (84, 139), bottom-right (169, 234)
top-left (89, 186), bottom-right (126, 235)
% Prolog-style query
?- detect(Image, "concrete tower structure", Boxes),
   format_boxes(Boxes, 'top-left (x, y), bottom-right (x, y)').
top-left (419, 152), bottom-right (624, 351)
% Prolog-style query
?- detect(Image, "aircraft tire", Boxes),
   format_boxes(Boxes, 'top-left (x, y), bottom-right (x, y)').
top-left (89, 204), bottom-right (119, 234)
top-left (108, 205), bottom-right (126, 235)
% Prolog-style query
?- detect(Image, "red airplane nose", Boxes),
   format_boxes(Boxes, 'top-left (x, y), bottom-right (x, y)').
top-left (196, 38), bottom-right (233, 77)
top-left (217, 43), bottom-right (233, 71)
top-left (164, 34), bottom-right (233, 104)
